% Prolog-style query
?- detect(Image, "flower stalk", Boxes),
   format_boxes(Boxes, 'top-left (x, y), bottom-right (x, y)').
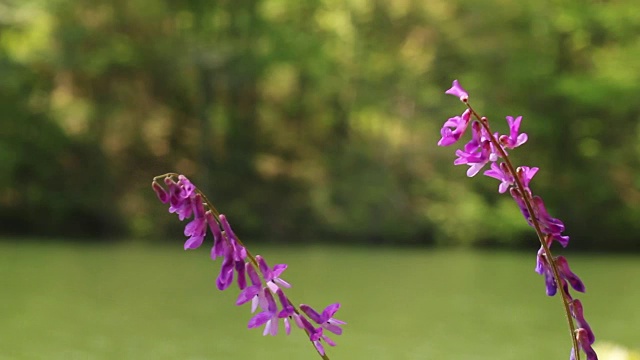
top-left (152, 173), bottom-right (344, 359)
top-left (439, 80), bottom-right (597, 360)
top-left (469, 109), bottom-right (580, 359)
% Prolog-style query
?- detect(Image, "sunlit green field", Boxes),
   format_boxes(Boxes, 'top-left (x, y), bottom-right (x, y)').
top-left (1, 241), bottom-right (638, 359)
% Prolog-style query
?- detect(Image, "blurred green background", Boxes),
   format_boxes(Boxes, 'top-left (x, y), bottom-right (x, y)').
top-left (1, 0), bottom-right (639, 359)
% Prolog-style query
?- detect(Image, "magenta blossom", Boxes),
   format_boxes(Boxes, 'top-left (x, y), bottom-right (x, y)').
top-left (500, 116), bottom-right (528, 149)
top-left (219, 214), bottom-right (247, 261)
top-left (152, 181), bottom-right (169, 203)
top-left (276, 289), bottom-right (296, 335)
top-left (248, 289), bottom-right (280, 336)
top-left (257, 255), bottom-right (291, 292)
top-left (165, 177), bottom-right (194, 221)
top-left (556, 256), bottom-right (585, 293)
top-left (438, 109), bottom-right (471, 146)
top-left (445, 79), bottom-right (469, 102)
top-left (454, 140), bottom-right (493, 177)
top-left (531, 196), bottom-right (566, 236)
top-left (297, 315), bottom-right (333, 356)
top-left (236, 263), bottom-right (265, 312)
top-left (484, 162), bottom-right (514, 193)
top-left (535, 249), bottom-right (585, 296)
top-left (300, 303), bottom-right (345, 336)
top-left (571, 299), bottom-right (595, 345)
top-left (216, 249), bottom-right (235, 291)
top-left (177, 174), bottom-right (196, 198)
top-left (516, 166), bottom-right (539, 190)
top-left (207, 212), bottom-right (226, 260)
top-left (183, 194), bottom-right (207, 250)
top-left (571, 328), bottom-right (598, 360)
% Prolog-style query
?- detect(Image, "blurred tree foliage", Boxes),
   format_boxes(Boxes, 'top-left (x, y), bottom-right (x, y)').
top-left (1, 0), bottom-right (638, 249)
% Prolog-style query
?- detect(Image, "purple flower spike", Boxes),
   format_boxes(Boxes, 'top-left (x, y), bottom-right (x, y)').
top-left (438, 81), bottom-right (595, 360)
top-left (438, 109), bottom-right (471, 146)
top-left (484, 162), bottom-right (514, 193)
top-left (301, 303), bottom-right (345, 336)
top-left (445, 80), bottom-right (469, 102)
top-left (248, 289), bottom-right (280, 336)
top-left (500, 116), bottom-right (528, 149)
top-left (152, 181), bottom-right (169, 203)
top-left (256, 255), bottom-right (291, 292)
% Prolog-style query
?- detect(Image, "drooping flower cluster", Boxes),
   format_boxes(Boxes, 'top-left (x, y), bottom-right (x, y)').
top-left (439, 80), bottom-right (597, 360)
top-left (152, 174), bottom-right (344, 358)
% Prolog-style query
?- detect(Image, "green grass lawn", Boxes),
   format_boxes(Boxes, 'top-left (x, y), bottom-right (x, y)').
top-left (1, 241), bottom-right (638, 359)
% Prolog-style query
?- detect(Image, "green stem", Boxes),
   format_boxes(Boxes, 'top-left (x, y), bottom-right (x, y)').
top-left (153, 173), bottom-right (330, 360)
top-left (464, 105), bottom-right (580, 360)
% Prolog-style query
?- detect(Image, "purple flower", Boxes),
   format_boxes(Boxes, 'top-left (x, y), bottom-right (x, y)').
top-left (168, 193), bottom-right (194, 221)
top-left (571, 328), bottom-right (598, 360)
top-left (164, 177), bottom-right (181, 205)
top-left (445, 80), bottom-right (469, 102)
top-left (571, 299), bottom-right (595, 345)
top-left (484, 162), bottom-right (514, 193)
top-left (236, 263), bottom-right (264, 311)
top-left (206, 212), bottom-right (226, 260)
top-left (438, 109), bottom-right (471, 146)
top-left (276, 289), bottom-right (295, 335)
top-left (163, 177), bottom-right (194, 221)
top-left (216, 249), bottom-right (235, 291)
top-left (454, 140), bottom-right (493, 177)
top-left (510, 191), bottom-right (567, 240)
top-left (499, 116), bottom-right (528, 149)
top-left (235, 260), bottom-right (247, 290)
top-left (556, 256), bottom-right (585, 293)
top-left (219, 215), bottom-right (247, 261)
top-left (247, 289), bottom-right (280, 336)
top-left (510, 188), bottom-right (531, 220)
top-left (297, 315), bottom-right (332, 356)
top-left (257, 255), bottom-right (291, 292)
top-left (535, 247), bottom-right (559, 296)
top-left (531, 196), bottom-right (566, 236)
top-left (536, 249), bottom-right (585, 296)
top-left (177, 175), bottom-right (196, 199)
top-left (300, 303), bottom-right (345, 336)
top-left (516, 166), bottom-right (539, 190)
top-left (152, 181), bottom-right (169, 203)
top-left (183, 194), bottom-right (207, 250)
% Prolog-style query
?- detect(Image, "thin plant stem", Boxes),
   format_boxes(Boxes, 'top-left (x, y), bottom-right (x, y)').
top-left (463, 105), bottom-right (581, 360)
top-left (153, 173), bottom-right (330, 360)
